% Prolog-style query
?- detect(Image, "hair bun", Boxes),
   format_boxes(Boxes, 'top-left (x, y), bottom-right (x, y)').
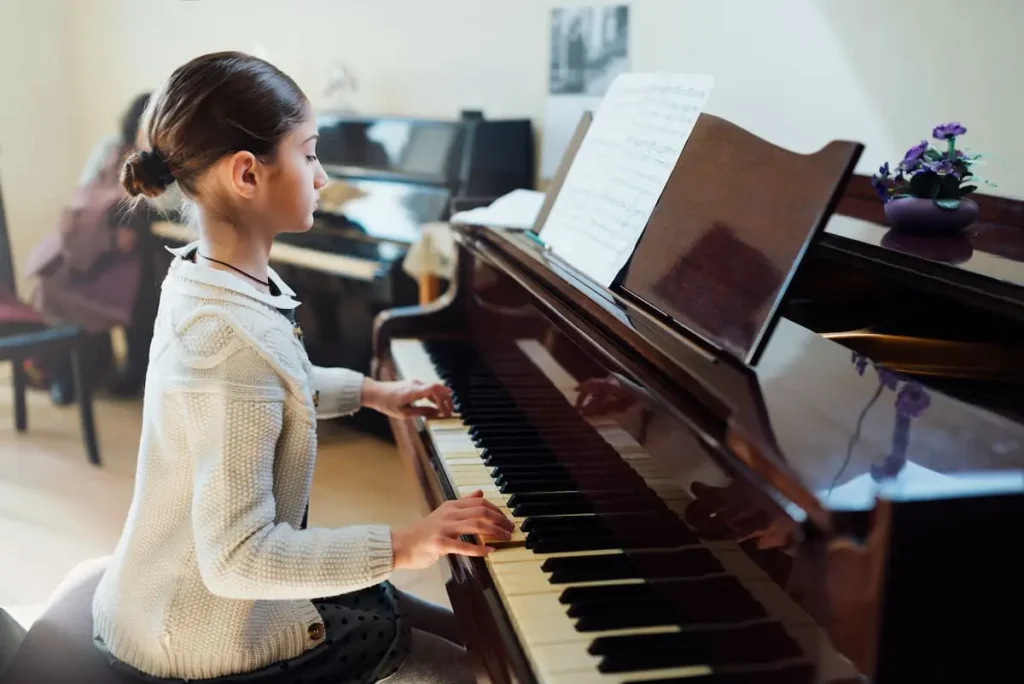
top-left (121, 149), bottom-right (175, 198)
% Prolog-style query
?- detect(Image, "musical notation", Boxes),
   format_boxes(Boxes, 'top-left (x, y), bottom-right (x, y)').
top-left (541, 72), bottom-right (714, 287)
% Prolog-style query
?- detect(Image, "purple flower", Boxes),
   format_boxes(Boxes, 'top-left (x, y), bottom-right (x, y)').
top-left (925, 159), bottom-right (959, 177)
top-left (899, 140), bottom-right (929, 171)
top-left (896, 383), bottom-right (931, 418)
top-left (933, 122), bottom-right (967, 140)
top-left (870, 175), bottom-right (888, 201)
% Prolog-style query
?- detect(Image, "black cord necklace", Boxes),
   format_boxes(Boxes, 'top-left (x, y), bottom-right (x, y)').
top-left (198, 252), bottom-right (270, 288)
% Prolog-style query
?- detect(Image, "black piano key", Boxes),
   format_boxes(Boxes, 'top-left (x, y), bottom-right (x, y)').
top-left (492, 463), bottom-right (633, 477)
top-left (633, 663), bottom-right (815, 684)
top-left (526, 528), bottom-right (683, 553)
top-left (589, 623), bottom-right (805, 672)
top-left (512, 498), bottom-right (657, 517)
top-left (508, 491), bottom-right (664, 517)
top-left (520, 512), bottom-right (686, 535)
top-left (541, 548), bottom-right (725, 583)
top-left (500, 474), bottom-right (643, 494)
top-left (562, 576), bottom-right (767, 625)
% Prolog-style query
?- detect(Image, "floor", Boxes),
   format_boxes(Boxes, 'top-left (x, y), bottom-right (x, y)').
top-left (0, 368), bottom-right (448, 630)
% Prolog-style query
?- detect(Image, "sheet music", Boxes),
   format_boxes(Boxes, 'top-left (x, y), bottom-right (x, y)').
top-left (540, 73), bottom-right (714, 286)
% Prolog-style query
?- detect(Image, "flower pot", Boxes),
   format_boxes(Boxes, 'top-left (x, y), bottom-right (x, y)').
top-left (883, 196), bottom-right (979, 236)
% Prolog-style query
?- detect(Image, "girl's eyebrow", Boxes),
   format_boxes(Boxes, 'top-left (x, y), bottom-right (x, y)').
top-left (304, 134), bottom-right (319, 143)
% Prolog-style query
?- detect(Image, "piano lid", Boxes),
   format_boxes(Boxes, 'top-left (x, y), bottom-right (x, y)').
top-left (618, 114), bottom-right (862, 366)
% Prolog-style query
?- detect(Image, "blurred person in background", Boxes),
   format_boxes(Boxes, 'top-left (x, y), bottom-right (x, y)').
top-left (25, 92), bottom-right (159, 402)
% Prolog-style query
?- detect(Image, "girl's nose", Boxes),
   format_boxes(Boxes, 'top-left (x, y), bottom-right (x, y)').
top-left (313, 162), bottom-right (329, 190)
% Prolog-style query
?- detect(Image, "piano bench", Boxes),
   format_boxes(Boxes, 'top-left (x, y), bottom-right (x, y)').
top-left (2, 556), bottom-right (129, 684)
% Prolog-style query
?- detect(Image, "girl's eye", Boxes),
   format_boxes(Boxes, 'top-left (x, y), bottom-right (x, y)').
top-left (306, 155), bottom-right (318, 163)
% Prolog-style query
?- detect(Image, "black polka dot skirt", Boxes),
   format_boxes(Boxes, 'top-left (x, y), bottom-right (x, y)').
top-left (99, 581), bottom-right (410, 684)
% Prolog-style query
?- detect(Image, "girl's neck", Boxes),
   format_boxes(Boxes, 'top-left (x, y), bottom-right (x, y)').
top-left (196, 213), bottom-right (273, 293)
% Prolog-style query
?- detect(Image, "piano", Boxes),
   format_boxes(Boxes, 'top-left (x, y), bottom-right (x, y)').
top-left (373, 108), bottom-right (1024, 683)
top-left (371, 101), bottom-right (1024, 683)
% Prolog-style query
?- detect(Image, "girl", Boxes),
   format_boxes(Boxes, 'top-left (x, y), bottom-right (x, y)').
top-left (91, 51), bottom-right (513, 684)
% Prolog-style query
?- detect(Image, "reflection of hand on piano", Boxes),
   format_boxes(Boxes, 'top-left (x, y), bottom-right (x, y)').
top-left (391, 490), bottom-right (515, 570)
top-left (683, 481), bottom-right (797, 551)
top-left (574, 376), bottom-right (636, 416)
top-left (360, 377), bottom-right (454, 418)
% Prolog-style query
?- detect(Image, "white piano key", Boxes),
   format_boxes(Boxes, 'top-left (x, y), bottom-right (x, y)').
top-left (542, 665), bottom-right (713, 684)
top-left (390, 338), bottom-right (443, 384)
top-left (502, 591), bottom-right (681, 647)
top-left (530, 642), bottom-right (712, 682)
top-left (488, 546), bottom-right (622, 565)
top-left (490, 558), bottom-right (644, 596)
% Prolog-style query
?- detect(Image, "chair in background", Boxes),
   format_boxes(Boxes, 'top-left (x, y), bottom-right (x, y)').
top-left (0, 172), bottom-right (100, 465)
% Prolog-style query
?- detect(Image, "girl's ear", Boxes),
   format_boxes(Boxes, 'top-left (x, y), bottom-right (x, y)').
top-left (226, 150), bottom-right (259, 198)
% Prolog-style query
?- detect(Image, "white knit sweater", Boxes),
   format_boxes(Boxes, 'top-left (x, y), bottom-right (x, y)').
top-left (92, 243), bottom-right (396, 679)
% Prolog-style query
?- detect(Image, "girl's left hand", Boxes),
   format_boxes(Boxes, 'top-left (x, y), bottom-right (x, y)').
top-left (361, 378), bottom-right (454, 419)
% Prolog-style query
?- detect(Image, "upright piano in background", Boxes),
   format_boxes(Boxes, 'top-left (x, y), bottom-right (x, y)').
top-left (372, 112), bottom-right (1024, 683)
top-left (153, 111), bottom-right (535, 436)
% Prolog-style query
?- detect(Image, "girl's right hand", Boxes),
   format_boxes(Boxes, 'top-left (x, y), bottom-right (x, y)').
top-left (391, 491), bottom-right (515, 570)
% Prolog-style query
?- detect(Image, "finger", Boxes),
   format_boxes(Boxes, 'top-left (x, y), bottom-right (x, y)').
top-left (453, 493), bottom-right (490, 505)
top-left (429, 386), bottom-right (453, 418)
top-left (440, 538), bottom-right (493, 557)
top-left (399, 385), bottom-right (438, 405)
top-left (454, 506), bottom-right (515, 531)
top-left (448, 520), bottom-right (512, 540)
top-left (456, 496), bottom-right (507, 518)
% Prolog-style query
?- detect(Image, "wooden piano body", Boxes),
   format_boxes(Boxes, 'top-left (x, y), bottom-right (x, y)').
top-left (372, 112), bottom-right (1024, 683)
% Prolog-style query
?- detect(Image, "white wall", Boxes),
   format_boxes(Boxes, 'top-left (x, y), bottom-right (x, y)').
top-left (3, 0), bottom-right (1021, 284)
top-left (0, 0), bottom-right (78, 289)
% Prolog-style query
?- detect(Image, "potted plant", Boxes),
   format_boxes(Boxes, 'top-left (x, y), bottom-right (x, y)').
top-left (871, 123), bottom-right (990, 235)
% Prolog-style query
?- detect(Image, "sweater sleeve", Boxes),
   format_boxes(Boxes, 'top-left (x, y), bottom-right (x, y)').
top-left (178, 340), bottom-right (393, 600)
top-left (310, 365), bottom-right (365, 419)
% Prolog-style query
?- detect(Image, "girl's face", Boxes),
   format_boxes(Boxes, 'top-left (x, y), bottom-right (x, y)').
top-left (258, 107), bottom-right (329, 234)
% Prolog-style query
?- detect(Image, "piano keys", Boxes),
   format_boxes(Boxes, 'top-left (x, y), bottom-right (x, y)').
top-left (372, 108), bottom-right (1024, 684)
top-left (390, 337), bottom-right (853, 683)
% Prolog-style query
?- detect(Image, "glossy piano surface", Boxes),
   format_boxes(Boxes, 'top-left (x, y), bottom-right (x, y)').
top-left (375, 222), bottom-right (1024, 683)
top-left (814, 175), bottom-right (1024, 321)
top-left (316, 114), bottom-right (465, 184)
top-left (822, 214), bottom-right (1024, 310)
top-left (825, 214), bottom-right (1024, 287)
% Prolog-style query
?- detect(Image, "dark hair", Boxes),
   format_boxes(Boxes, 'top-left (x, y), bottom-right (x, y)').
top-left (121, 51), bottom-right (309, 199)
top-left (120, 92), bottom-right (152, 148)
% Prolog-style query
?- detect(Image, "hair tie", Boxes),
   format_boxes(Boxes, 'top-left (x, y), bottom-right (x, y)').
top-left (139, 148), bottom-right (176, 188)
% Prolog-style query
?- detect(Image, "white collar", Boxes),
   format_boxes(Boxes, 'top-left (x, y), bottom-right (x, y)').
top-left (165, 241), bottom-right (300, 310)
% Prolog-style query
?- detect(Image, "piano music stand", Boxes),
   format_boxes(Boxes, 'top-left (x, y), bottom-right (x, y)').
top-left (617, 113), bottom-right (862, 367)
